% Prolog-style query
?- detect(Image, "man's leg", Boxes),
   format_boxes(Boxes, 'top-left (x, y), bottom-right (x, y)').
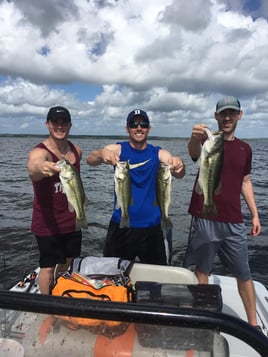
top-left (237, 278), bottom-right (257, 326)
top-left (38, 267), bottom-right (55, 294)
top-left (195, 267), bottom-right (209, 284)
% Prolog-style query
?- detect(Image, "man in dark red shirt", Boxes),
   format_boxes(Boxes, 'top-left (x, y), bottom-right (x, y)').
top-left (28, 106), bottom-right (83, 294)
top-left (184, 96), bottom-right (261, 328)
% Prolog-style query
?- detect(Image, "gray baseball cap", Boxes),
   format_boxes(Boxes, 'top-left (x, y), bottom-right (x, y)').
top-left (216, 96), bottom-right (241, 113)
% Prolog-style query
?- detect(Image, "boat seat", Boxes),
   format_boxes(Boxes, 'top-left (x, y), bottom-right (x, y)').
top-left (129, 263), bottom-right (198, 284)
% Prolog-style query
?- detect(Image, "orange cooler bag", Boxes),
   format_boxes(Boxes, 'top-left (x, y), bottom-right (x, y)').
top-left (51, 275), bottom-right (133, 332)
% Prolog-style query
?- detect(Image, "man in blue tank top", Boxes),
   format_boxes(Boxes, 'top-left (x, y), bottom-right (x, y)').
top-left (87, 109), bottom-right (185, 265)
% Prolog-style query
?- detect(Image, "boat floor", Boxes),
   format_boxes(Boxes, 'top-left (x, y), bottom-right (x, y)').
top-left (2, 309), bottom-right (230, 357)
top-left (209, 274), bottom-right (268, 357)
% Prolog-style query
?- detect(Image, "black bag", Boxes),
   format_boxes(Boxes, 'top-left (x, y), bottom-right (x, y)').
top-left (134, 282), bottom-right (223, 350)
top-left (135, 281), bottom-right (222, 311)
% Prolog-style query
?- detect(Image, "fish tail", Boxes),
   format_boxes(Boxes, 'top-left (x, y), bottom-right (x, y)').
top-left (162, 217), bottom-right (173, 231)
top-left (119, 216), bottom-right (130, 228)
top-left (202, 204), bottom-right (217, 217)
top-left (194, 181), bottom-right (203, 195)
top-left (76, 216), bottom-right (88, 230)
top-left (164, 226), bottom-right (173, 265)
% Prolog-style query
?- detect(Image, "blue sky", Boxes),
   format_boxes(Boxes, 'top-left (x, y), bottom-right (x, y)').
top-left (0, 0), bottom-right (268, 138)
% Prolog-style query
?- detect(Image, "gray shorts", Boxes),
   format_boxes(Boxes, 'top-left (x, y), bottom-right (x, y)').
top-left (183, 217), bottom-right (251, 280)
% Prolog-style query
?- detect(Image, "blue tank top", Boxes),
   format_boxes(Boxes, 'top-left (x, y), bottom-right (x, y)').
top-left (111, 141), bottom-right (161, 228)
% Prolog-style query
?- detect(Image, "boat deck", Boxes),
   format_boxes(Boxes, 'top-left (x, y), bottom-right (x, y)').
top-left (0, 263), bottom-right (268, 356)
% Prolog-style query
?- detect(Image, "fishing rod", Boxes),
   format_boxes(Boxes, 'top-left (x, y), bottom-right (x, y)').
top-left (17, 235), bottom-right (37, 290)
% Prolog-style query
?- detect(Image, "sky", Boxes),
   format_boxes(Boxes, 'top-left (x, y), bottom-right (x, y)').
top-left (0, 0), bottom-right (268, 138)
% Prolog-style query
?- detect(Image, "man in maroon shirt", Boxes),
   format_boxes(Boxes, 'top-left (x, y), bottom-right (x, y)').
top-left (184, 96), bottom-right (261, 329)
top-left (28, 106), bottom-right (83, 294)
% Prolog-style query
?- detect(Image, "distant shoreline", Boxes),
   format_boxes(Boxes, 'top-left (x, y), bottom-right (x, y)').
top-left (0, 133), bottom-right (188, 140)
top-left (0, 133), bottom-right (267, 141)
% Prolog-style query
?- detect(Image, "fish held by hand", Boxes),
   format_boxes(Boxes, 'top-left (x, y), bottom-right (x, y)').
top-left (56, 158), bottom-right (89, 230)
top-left (157, 163), bottom-right (173, 230)
top-left (195, 128), bottom-right (224, 216)
top-left (114, 161), bottom-right (131, 228)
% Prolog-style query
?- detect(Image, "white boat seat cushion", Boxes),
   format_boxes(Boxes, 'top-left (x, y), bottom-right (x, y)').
top-left (129, 263), bottom-right (198, 284)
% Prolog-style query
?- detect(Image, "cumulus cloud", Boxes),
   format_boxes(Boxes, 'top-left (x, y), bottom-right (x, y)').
top-left (0, 0), bottom-right (267, 137)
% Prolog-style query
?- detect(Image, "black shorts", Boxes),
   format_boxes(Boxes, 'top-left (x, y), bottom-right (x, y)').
top-left (35, 231), bottom-right (82, 268)
top-left (104, 221), bottom-right (167, 265)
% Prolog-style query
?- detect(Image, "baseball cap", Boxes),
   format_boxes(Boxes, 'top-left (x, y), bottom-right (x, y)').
top-left (216, 96), bottom-right (241, 113)
top-left (127, 109), bottom-right (149, 125)
top-left (47, 106), bottom-right (71, 122)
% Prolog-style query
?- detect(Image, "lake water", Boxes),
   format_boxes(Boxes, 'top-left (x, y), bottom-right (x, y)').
top-left (0, 135), bottom-right (267, 288)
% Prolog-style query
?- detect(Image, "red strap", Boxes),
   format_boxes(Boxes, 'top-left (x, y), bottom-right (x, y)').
top-left (94, 323), bottom-right (136, 357)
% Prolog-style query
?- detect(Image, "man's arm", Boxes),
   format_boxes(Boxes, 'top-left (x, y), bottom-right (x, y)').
top-left (188, 124), bottom-right (208, 160)
top-left (241, 174), bottom-right (261, 237)
top-left (158, 149), bottom-right (185, 179)
top-left (86, 144), bottom-right (121, 166)
top-left (27, 148), bottom-right (60, 182)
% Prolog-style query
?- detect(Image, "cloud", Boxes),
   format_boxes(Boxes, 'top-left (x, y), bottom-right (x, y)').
top-left (0, 0), bottom-right (267, 137)
top-left (159, 0), bottom-right (212, 31)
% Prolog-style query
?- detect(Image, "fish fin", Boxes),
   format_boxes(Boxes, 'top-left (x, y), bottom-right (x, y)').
top-left (202, 204), bottom-right (217, 217)
top-left (114, 195), bottom-right (121, 209)
top-left (115, 201), bottom-right (121, 210)
top-left (119, 216), bottom-right (130, 228)
top-left (84, 196), bottom-right (89, 207)
top-left (195, 181), bottom-right (203, 195)
top-left (204, 127), bottom-right (213, 139)
top-left (214, 181), bottom-right (222, 195)
top-left (68, 202), bottom-right (75, 213)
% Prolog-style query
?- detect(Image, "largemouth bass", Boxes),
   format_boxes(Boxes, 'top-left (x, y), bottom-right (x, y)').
top-left (114, 161), bottom-right (131, 228)
top-left (195, 128), bottom-right (224, 216)
top-left (56, 158), bottom-right (89, 230)
top-left (157, 163), bottom-right (173, 265)
top-left (157, 163), bottom-right (173, 229)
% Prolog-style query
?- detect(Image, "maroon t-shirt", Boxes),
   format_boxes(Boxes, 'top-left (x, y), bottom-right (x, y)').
top-left (31, 141), bottom-right (80, 235)
top-left (188, 138), bottom-right (252, 223)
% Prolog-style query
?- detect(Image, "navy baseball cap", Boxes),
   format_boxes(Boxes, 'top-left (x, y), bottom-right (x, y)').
top-left (127, 109), bottom-right (149, 125)
top-left (216, 96), bottom-right (241, 113)
top-left (47, 106), bottom-right (71, 122)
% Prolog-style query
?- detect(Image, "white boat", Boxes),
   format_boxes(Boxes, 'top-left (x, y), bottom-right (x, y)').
top-left (0, 263), bottom-right (268, 357)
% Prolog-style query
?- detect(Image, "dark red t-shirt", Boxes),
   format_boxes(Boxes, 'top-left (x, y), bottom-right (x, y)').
top-left (188, 138), bottom-right (252, 223)
top-left (31, 141), bottom-right (80, 235)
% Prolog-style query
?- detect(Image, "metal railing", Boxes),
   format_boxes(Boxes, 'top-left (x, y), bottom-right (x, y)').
top-left (0, 290), bottom-right (268, 356)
